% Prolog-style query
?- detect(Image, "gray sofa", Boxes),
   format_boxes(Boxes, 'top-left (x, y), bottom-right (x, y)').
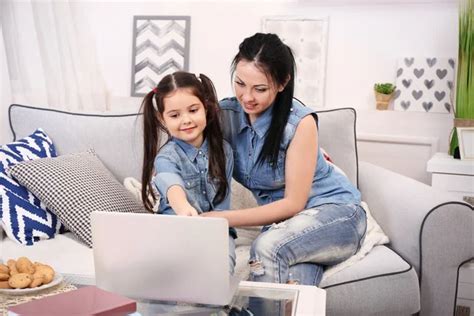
top-left (2, 103), bottom-right (472, 315)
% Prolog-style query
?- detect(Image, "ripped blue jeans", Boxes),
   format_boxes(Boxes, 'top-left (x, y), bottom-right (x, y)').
top-left (249, 203), bottom-right (367, 286)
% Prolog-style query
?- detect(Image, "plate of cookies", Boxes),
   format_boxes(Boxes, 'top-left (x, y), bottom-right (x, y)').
top-left (0, 256), bottom-right (62, 295)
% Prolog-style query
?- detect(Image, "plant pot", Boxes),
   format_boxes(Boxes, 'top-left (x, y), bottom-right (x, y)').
top-left (449, 119), bottom-right (474, 158)
top-left (374, 91), bottom-right (393, 110)
top-left (454, 118), bottom-right (474, 128)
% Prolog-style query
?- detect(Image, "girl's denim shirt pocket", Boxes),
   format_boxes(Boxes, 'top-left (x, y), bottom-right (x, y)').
top-left (182, 175), bottom-right (200, 190)
top-left (181, 174), bottom-right (207, 213)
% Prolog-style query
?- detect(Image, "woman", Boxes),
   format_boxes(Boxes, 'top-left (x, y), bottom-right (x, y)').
top-left (203, 33), bottom-right (366, 286)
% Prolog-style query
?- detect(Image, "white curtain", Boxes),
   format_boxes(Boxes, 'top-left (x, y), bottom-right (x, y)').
top-left (0, 22), bottom-right (12, 144)
top-left (0, 0), bottom-right (109, 113)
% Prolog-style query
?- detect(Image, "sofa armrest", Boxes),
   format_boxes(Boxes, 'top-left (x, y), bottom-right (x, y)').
top-left (418, 202), bottom-right (473, 315)
top-left (359, 161), bottom-right (473, 315)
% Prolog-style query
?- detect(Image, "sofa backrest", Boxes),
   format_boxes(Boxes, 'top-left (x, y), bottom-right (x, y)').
top-left (9, 104), bottom-right (144, 183)
top-left (8, 104), bottom-right (358, 187)
top-left (316, 108), bottom-right (358, 187)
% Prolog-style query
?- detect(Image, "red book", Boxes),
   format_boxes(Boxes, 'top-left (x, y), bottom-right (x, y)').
top-left (8, 285), bottom-right (136, 316)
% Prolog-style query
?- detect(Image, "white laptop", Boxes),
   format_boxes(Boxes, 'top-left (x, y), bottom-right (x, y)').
top-left (91, 211), bottom-right (240, 306)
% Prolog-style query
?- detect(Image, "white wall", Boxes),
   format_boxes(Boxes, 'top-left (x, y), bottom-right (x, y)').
top-left (77, 0), bottom-right (457, 184)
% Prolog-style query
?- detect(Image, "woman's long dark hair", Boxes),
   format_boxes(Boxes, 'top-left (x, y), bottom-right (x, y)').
top-left (140, 71), bottom-right (228, 212)
top-left (231, 33), bottom-right (296, 167)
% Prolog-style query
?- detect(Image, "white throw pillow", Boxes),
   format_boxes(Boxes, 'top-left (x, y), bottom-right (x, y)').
top-left (123, 177), bottom-right (160, 213)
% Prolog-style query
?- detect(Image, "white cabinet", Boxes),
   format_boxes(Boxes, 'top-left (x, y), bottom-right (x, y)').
top-left (426, 152), bottom-right (474, 203)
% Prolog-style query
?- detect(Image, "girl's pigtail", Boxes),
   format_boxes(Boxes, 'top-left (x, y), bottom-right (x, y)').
top-left (141, 90), bottom-right (161, 212)
top-left (199, 74), bottom-right (218, 106)
top-left (199, 74), bottom-right (229, 204)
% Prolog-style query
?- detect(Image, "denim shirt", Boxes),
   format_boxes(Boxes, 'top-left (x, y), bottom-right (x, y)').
top-left (219, 97), bottom-right (361, 208)
top-left (153, 137), bottom-right (234, 215)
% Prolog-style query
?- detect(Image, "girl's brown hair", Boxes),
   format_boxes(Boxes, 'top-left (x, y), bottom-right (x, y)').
top-left (140, 71), bottom-right (228, 212)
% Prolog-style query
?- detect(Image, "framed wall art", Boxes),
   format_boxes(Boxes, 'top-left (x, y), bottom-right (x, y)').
top-left (262, 16), bottom-right (329, 108)
top-left (131, 16), bottom-right (191, 97)
top-left (393, 57), bottom-right (455, 113)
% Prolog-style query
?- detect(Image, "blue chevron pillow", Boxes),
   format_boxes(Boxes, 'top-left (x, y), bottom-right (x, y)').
top-left (0, 129), bottom-right (64, 245)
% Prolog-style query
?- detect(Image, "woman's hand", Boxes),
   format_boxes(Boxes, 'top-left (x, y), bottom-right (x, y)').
top-left (200, 210), bottom-right (232, 221)
top-left (201, 210), bottom-right (226, 218)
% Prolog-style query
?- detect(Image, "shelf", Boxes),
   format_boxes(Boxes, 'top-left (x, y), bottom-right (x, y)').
top-left (427, 152), bottom-right (474, 176)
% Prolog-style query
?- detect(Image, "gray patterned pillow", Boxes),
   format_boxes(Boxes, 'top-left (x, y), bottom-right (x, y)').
top-left (8, 150), bottom-right (147, 247)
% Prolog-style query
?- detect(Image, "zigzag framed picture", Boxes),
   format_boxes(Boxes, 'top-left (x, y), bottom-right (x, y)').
top-left (131, 16), bottom-right (191, 96)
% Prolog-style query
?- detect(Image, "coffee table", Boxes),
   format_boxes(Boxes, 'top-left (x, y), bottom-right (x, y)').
top-left (69, 277), bottom-right (326, 315)
top-left (235, 281), bottom-right (325, 316)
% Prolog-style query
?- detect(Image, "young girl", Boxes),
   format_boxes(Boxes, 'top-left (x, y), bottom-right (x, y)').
top-left (140, 71), bottom-right (236, 272)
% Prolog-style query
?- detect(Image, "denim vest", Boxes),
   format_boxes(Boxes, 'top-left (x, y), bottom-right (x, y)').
top-left (153, 137), bottom-right (234, 215)
top-left (219, 97), bottom-right (361, 208)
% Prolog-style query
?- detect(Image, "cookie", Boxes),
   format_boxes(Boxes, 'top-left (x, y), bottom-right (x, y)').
top-left (0, 273), bottom-right (9, 281)
top-left (0, 280), bottom-right (12, 289)
top-left (7, 260), bottom-right (18, 275)
top-left (35, 265), bottom-right (55, 284)
top-left (0, 264), bottom-right (9, 274)
top-left (16, 257), bottom-right (35, 274)
top-left (29, 274), bottom-right (44, 288)
top-left (8, 273), bottom-right (32, 289)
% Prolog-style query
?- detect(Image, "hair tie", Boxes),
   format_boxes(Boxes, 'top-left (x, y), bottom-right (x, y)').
top-left (151, 87), bottom-right (159, 111)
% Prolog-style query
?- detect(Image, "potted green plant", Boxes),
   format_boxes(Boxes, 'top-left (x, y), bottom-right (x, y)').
top-left (374, 83), bottom-right (396, 110)
top-left (449, 0), bottom-right (473, 158)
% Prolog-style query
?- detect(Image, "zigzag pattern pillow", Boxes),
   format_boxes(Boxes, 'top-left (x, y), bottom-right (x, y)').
top-left (0, 129), bottom-right (64, 245)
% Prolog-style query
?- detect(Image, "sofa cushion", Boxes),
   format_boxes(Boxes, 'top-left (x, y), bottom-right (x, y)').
top-left (1, 231), bottom-right (95, 285)
top-left (8, 150), bottom-right (147, 247)
top-left (316, 108), bottom-right (358, 187)
top-left (320, 245), bottom-right (420, 315)
top-left (0, 129), bottom-right (64, 245)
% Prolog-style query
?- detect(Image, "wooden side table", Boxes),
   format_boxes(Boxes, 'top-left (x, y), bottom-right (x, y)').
top-left (427, 152), bottom-right (474, 315)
